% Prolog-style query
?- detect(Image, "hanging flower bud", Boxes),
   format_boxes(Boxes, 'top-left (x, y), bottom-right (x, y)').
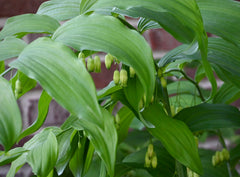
top-left (160, 77), bottom-right (167, 88)
top-left (94, 56), bottom-right (101, 73)
top-left (78, 52), bottom-right (85, 59)
top-left (157, 68), bottom-right (163, 77)
top-left (212, 155), bottom-right (217, 167)
top-left (151, 95), bottom-right (154, 103)
top-left (113, 70), bottom-right (120, 85)
top-left (222, 148), bottom-right (230, 161)
top-left (105, 53), bottom-right (113, 69)
top-left (87, 58), bottom-right (95, 72)
top-left (15, 79), bottom-right (22, 98)
top-left (145, 153), bottom-right (151, 168)
top-left (151, 155), bottom-right (158, 168)
top-left (115, 114), bottom-right (120, 124)
top-left (120, 69), bottom-right (128, 87)
top-left (129, 67), bottom-right (136, 78)
top-left (147, 144), bottom-right (154, 158)
top-left (215, 151), bottom-right (221, 165)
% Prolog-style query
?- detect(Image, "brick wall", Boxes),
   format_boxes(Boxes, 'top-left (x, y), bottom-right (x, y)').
top-left (0, 0), bottom-right (224, 176)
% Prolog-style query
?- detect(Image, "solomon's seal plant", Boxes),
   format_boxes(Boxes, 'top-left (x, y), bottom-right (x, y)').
top-left (1, 0), bottom-right (240, 177)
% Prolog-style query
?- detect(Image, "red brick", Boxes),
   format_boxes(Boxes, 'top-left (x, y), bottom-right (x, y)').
top-left (0, 0), bottom-right (46, 17)
top-left (149, 28), bottom-right (181, 51)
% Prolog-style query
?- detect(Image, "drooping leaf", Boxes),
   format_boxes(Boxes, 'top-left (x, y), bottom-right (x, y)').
top-left (0, 14), bottom-right (60, 40)
top-left (9, 37), bottom-right (117, 176)
top-left (137, 17), bottom-right (161, 34)
top-left (52, 14), bottom-right (155, 104)
top-left (0, 148), bottom-right (28, 166)
top-left (27, 131), bottom-right (58, 177)
top-left (0, 77), bottom-right (22, 151)
top-left (213, 83), bottom-right (240, 104)
top-left (10, 71), bottom-right (37, 99)
top-left (0, 37), bottom-right (27, 61)
top-left (174, 103), bottom-right (240, 132)
top-left (142, 103), bottom-right (202, 174)
top-left (197, 0), bottom-right (240, 46)
top-left (17, 90), bottom-right (52, 141)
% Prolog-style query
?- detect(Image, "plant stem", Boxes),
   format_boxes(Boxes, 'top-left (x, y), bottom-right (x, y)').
top-left (217, 129), bottom-right (233, 177)
top-left (164, 68), bottom-right (205, 102)
top-left (0, 67), bottom-right (13, 77)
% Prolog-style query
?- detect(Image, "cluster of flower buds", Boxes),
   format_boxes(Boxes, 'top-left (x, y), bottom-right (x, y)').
top-left (15, 79), bottom-right (22, 98)
top-left (145, 144), bottom-right (158, 168)
top-left (187, 168), bottom-right (199, 177)
top-left (212, 148), bottom-right (230, 166)
top-left (78, 52), bottom-right (101, 73)
top-left (114, 113), bottom-right (120, 130)
top-left (113, 69), bottom-right (128, 87)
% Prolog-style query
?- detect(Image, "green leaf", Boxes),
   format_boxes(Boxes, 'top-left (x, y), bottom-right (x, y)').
top-left (213, 83), bottom-right (240, 104)
top-left (0, 61), bottom-right (4, 74)
top-left (18, 90), bottom-right (51, 141)
top-left (0, 148), bottom-right (28, 166)
top-left (0, 37), bottom-right (27, 61)
top-left (137, 17), bottom-right (161, 34)
top-left (116, 106), bottom-right (135, 143)
top-left (27, 131), bottom-right (58, 177)
top-left (174, 103), bottom-right (240, 132)
top-left (61, 115), bottom-right (84, 131)
top-left (197, 0), bottom-right (240, 46)
top-left (52, 14), bottom-right (155, 104)
top-left (0, 14), bottom-right (60, 40)
top-left (97, 81), bottom-right (122, 100)
top-left (167, 81), bottom-right (199, 97)
top-left (142, 103), bottom-right (202, 174)
top-left (0, 77), bottom-right (22, 151)
top-left (10, 71), bottom-right (37, 99)
top-left (37, 0), bottom-right (81, 21)
top-left (55, 128), bottom-right (78, 175)
top-left (6, 153), bottom-right (27, 177)
top-left (9, 37), bottom-right (117, 176)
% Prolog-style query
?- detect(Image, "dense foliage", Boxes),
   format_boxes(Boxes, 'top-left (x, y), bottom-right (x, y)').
top-left (1, 0), bottom-right (240, 176)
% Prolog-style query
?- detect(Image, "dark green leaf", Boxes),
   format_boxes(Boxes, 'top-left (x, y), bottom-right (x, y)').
top-left (0, 14), bottom-right (60, 40)
top-left (17, 90), bottom-right (51, 141)
top-left (55, 129), bottom-right (78, 175)
top-left (10, 71), bottom-right (37, 99)
top-left (0, 148), bottom-right (28, 166)
top-left (213, 83), bottom-right (240, 104)
top-left (0, 37), bottom-right (27, 61)
top-left (27, 131), bottom-right (58, 177)
top-left (197, 0), bottom-right (240, 46)
top-left (61, 115), bottom-right (83, 131)
top-left (116, 106), bottom-right (135, 143)
top-left (167, 81), bottom-right (198, 96)
top-left (142, 103), bottom-right (202, 174)
top-left (52, 14), bottom-right (155, 104)
top-left (9, 37), bottom-right (117, 176)
top-left (174, 103), bottom-right (240, 132)
top-left (0, 77), bottom-right (22, 151)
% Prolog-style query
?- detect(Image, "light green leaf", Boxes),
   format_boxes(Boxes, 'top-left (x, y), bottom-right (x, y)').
top-left (9, 38), bottom-right (117, 176)
top-left (213, 83), bottom-right (240, 104)
top-left (167, 81), bottom-right (199, 97)
top-left (27, 131), bottom-right (58, 177)
top-left (0, 61), bottom-right (4, 74)
top-left (137, 17), bottom-right (161, 34)
top-left (97, 81), bottom-right (122, 100)
top-left (10, 71), bottom-right (37, 99)
top-left (142, 103), bottom-right (202, 174)
top-left (0, 14), bottom-right (60, 40)
top-left (0, 77), bottom-right (22, 151)
top-left (0, 37), bottom-right (27, 61)
top-left (17, 90), bottom-right (52, 141)
top-left (197, 0), bottom-right (240, 46)
top-left (37, 0), bottom-right (81, 21)
top-left (174, 103), bottom-right (240, 132)
top-left (52, 14), bottom-right (155, 104)
top-left (0, 148), bottom-right (28, 166)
